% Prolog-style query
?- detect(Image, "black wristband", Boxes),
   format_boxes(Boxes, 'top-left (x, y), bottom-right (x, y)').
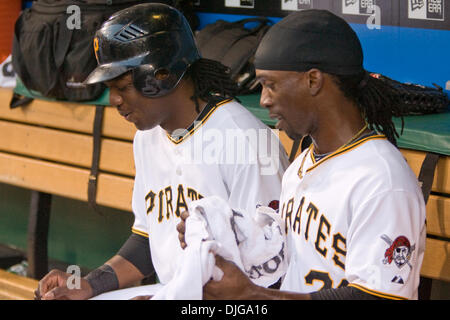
top-left (84, 264), bottom-right (119, 297)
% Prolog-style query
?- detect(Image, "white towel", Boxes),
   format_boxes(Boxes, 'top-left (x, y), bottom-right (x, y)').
top-left (151, 196), bottom-right (286, 300)
top-left (0, 55), bottom-right (16, 88)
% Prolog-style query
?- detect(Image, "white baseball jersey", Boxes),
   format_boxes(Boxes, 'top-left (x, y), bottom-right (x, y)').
top-left (131, 98), bottom-right (290, 285)
top-left (279, 134), bottom-right (426, 300)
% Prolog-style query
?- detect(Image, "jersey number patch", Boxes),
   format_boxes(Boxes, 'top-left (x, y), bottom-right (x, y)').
top-left (304, 270), bottom-right (349, 290)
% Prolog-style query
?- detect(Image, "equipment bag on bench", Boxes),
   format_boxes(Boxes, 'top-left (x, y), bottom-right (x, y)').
top-left (11, 0), bottom-right (181, 102)
top-left (196, 17), bottom-right (272, 95)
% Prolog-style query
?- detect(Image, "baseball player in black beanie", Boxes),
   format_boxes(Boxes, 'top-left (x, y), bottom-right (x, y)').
top-left (179, 9), bottom-right (426, 300)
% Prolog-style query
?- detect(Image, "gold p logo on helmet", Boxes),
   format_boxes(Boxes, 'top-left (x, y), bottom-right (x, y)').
top-left (93, 37), bottom-right (99, 60)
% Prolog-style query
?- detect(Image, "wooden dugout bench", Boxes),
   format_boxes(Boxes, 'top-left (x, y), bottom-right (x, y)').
top-left (0, 87), bottom-right (137, 299)
top-left (0, 89), bottom-right (448, 299)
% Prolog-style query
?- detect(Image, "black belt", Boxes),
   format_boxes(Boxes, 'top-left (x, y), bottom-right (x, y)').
top-left (88, 105), bottom-right (105, 214)
top-left (418, 152), bottom-right (440, 204)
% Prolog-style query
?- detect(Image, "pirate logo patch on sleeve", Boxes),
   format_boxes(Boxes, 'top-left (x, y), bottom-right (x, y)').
top-left (381, 234), bottom-right (415, 270)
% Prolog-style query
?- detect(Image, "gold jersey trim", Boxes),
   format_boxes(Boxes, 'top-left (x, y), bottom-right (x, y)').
top-left (131, 227), bottom-right (149, 238)
top-left (166, 98), bottom-right (233, 145)
top-left (305, 135), bottom-right (387, 174)
top-left (348, 283), bottom-right (408, 300)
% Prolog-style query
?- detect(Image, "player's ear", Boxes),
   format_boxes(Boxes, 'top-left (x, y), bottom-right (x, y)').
top-left (306, 68), bottom-right (323, 96)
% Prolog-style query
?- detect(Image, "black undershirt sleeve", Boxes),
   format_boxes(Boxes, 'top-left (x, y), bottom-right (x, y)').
top-left (310, 286), bottom-right (387, 300)
top-left (117, 233), bottom-right (155, 277)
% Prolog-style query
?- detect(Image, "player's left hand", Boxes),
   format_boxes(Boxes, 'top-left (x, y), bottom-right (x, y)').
top-left (176, 210), bottom-right (189, 249)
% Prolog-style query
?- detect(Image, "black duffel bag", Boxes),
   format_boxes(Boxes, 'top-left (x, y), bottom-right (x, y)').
top-left (196, 17), bottom-right (272, 94)
top-left (12, 0), bottom-right (195, 102)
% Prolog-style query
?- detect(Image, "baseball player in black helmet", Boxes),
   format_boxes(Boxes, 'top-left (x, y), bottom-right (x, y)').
top-left (178, 9), bottom-right (426, 300)
top-left (35, 3), bottom-right (288, 300)
top-left (84, 3), bottom-right (200, 99)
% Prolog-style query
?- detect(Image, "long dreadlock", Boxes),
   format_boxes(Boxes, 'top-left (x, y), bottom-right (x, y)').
top-left (185, 58), bottom-right (240, 112)
top-left (330, 71), bottom-right (404, 146)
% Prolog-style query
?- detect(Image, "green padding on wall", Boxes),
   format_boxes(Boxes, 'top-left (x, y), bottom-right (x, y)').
top-left (13, 78), bottom-right (111, 106)
top-left (0, 184), bottom-right (30, 251)
top-left (47, 196), bottom-right (133, 270)
top-left (0, 183), bottom-right (133, 270)
top-left (392, 113), bottom-right (450, 156)
top-left (238, 94), bottom-right (277, 126)
top-left (239, 94), bottom-right (450, 156)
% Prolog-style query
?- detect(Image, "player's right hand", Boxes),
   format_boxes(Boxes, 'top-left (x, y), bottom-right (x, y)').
top-left (129, 295), bottom-right (153, 300)
top-left (176, 210), bottom-right (190, 249)
top-left (203, 255), bottom-right (257, 300)
top-left (35, 269), bottom-right (93, 300)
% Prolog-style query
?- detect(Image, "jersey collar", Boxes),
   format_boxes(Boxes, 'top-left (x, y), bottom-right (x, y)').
top-left (298, 134), bottom-right (387, 179)
top-left (166, 98), bottom-right (232, 144)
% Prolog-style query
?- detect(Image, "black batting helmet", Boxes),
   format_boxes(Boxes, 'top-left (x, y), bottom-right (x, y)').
top-left (83, 3), bottom-right (200, 98)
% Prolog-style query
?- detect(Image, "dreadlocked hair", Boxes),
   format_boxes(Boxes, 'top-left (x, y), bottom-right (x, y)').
top-left (185, 58), bottom-right (239, 112)
top-left (330, 71), bottom-right (404, 146)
